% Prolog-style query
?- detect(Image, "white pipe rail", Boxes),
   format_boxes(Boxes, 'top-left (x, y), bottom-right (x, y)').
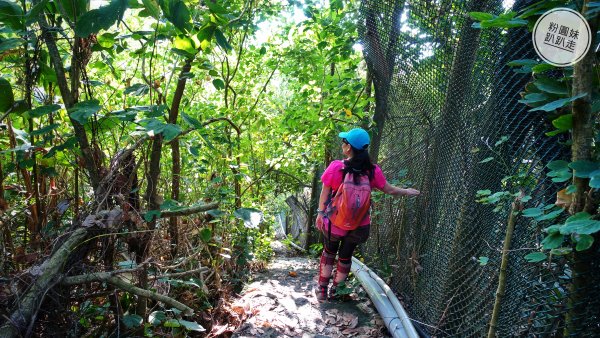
top-left (351, 257), bottom-right (419, 338)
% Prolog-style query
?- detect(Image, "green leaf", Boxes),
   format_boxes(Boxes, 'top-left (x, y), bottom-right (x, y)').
top-left (206, 209), bottom-right (224, 217)
top-left (522, 208), bottom-right (543, 217)
top-left (547, 160), bottom-right (569, 171)
top-left (469, 12), bottom-right (494, 21)
top-left (0, 38), bottom-right (21, 53)
top-left (561, 219), bottom-right (600, 235)
top-left (524, 252), bottom-right (547, 263)
top-left (179, 320), bottom-right (205, 332)
top-left (530, 93), bottom-right (587, 112)
top-left (518, 92), bottom-right (549, 105)
top-left (75, 0), bottom-right (128, 37)
top-left (163, 319), bottom-right (181, 328)
top-left (159, 0), bottom-right (191, 33)
top-left (45, 137), bottom-right (78, 158)
top-left (69, 99), bottom-right (101, 125)
top-left (212, 78), bottom-right (225, 90)
top-left (214, 29), bottom-right (232, 51)
top-left (550, 114), bottom-right (572, 131)
top-left (494, 136), bottom-right (508, 147)
top-left (56, 0), bottom-right (89, 21)
top-left (531, 63), bottom-right (555, 73)
top-left (507, 59), bottom-right (538, 67)
top-left (533, 77), bottom-right (569, 95)
top-left (476, 189), bottom-right (491, 196)
top-left (568, 160), bottom-right (600, 178)
top-left (173, 34), bottom-right (196, 53)
top-left (566, 185), bottom-right (577, 194)
top-left (144, 210), bottom-right (161, 222)
top-left (162, 123), bottom-right (181, 142)
top-left (590, 176), bottom-right (600, 188)
top-left (124, 83), bottom-right (149, 96)
top-left (479, 157), bottom-right (493, 163)
top-left (477, 256), bottom-right (489, 265)
top-left (534, 209), bottom-right (563, 222)
top-left (0, 0), bottom-right (24, 31)
top-left (31, 123), bottom-right (60, 136)
top-left (24, 104), bottom-right (61, 118)
top-left (550, 247), bottom-right (572, 256)
top-left (122, 314), bottom-right (143, 328)
top-left (205, 1), bottom-right (227, 13)
top-left (541, 233), bottom-right (563, 249)
top-left (574, 234), bottom-right (594, 251)
top-left (199, 228), bottom-right (211, 242)
top-left (0, 78), bottom-right (14, 112)
top-left (181, 111), bottom-right (203, 129)
top-left (142, 0), bottom-right (160, 19)
top-left (148, 311), bottom-right (166, 325)
top-left (97, 32), bottom-right (116, 48)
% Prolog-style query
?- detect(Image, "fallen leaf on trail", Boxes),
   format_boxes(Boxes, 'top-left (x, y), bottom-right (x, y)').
top-left (231, 305), bottom-right (245, 316)
top-left (288, 271), bottom-right (298, 277)
top-left (342, 328), bottom-right (359, 335)
top-left (349, 316), bottom-right (359, 328)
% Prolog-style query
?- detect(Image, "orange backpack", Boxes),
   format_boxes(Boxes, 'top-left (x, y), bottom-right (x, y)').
top-left (327, 171), bottom-right (372, 230)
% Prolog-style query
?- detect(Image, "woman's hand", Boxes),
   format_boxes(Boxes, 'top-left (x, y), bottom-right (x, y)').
top-left (402, 188), bottom-right (420, 196)
top-left (316, 213), bottom-right (324, 231)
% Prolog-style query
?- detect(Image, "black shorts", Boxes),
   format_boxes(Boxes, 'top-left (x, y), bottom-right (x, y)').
top-left (327, 225), bottom-right (370, 244)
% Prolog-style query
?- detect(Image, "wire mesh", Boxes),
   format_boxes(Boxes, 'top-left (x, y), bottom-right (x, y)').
top-left (357, 0), bottom-right (600, 336)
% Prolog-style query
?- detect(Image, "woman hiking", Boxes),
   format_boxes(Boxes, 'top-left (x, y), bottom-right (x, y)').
top-left (315, 128), bottom-right (420, 301)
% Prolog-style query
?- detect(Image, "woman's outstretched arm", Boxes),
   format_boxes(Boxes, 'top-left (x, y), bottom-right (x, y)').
top-left (381, 182), bottom-right (420, 196)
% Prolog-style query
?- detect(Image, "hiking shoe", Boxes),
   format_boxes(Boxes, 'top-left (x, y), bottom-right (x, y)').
top-left (315, 285), bottom-right (328, 302)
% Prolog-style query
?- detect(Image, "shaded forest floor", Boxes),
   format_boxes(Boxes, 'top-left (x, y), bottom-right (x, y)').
top-left (226, 242), bottom-right (390, 338)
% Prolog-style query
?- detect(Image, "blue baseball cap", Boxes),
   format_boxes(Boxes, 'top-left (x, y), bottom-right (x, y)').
top-left (339, 128), bottom-right (370, 149)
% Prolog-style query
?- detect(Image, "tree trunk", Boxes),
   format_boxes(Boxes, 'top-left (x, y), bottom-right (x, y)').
top-left (168, 58), bottom-right (192, 258)
top-left (306, 165), bottom-right (321, 250)
top-left (564, 2), bottom-right (599, 334)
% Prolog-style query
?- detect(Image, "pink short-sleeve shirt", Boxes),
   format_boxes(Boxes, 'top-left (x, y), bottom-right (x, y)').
top-left (321, 160), bottom-right (387, 235)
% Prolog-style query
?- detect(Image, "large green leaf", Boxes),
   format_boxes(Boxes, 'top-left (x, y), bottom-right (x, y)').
top-left (149, 311), bottom-right (166, 325)
top-left (568, 160), bottom-right (600, 178)
top-left (24, 104), bottom-right (61, 118)
top-left (31, 123), bottom-right (60, 136)
top-left (69, 99), bottom-right (101, 124)
top-left (181, 111), bottom-right (203, 129)
top-left (74, 0), bottom-right (128, 37)
top-left (574, 234), bottom-right (594, 251)
top-left (518, 92), bottom-right (549, 106)
top-left (524, 252), bottom-right (546, 263)
top-left (0, 38), bottom-right (21, 53)
top-left (0, 78), bottom-right (14, 112)
top-left (162, 123), bottom-right (181, 142)
top-left (159, 0), bottom-right (191, 33)
top-left (468, 12), bottom-right (494, 21)
top-left (533, 77), bottom-right (569, 95)
top-left (124, 83), bottom-right (149, 96)
top-left (0, 0), bottom-right (24, 31)
top-left (530, 93), bottom-right (587, 112)
top-left (541, 232), bottom-right (563, 249)
top-left (56, 0), bottom-right (89, 22)
top-left (142, 0), bottom-right (160, 19)
top-left (122, 314), bottom-right (143, 328)
top-left (179, 320), bottom-right (205, 332)
top-left (214, 29), bottom-right (232, 51)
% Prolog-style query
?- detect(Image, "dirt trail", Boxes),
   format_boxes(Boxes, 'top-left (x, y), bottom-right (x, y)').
top-left (231, 242), bottom-right (390, 337)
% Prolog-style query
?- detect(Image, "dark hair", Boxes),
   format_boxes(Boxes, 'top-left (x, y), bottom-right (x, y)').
top-left (342, 146), bottom-right (374, 182)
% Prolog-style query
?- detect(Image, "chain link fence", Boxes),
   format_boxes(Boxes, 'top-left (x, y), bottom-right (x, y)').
top-left (357, 0), bottom-right (600, 336)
